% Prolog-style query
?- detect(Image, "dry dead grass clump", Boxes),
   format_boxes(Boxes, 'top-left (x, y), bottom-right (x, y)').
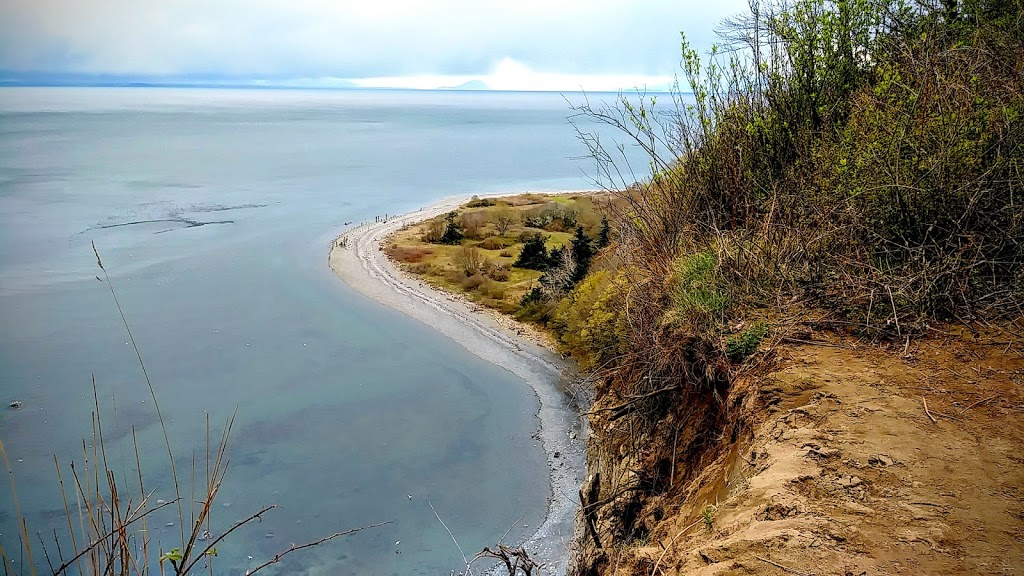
top-left (385, 243), bottom-right (433, 263)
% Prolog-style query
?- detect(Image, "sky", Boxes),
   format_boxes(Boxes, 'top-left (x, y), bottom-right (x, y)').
top-left (0, 0), bottom-right (750, 91)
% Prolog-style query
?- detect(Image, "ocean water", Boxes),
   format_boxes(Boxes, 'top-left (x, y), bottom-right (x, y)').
top-left (0, 87), bottom-right (641, 574)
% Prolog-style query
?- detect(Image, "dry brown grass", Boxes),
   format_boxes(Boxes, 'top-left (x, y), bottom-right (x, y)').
top-left (385, 244), bottom-right (433, 263)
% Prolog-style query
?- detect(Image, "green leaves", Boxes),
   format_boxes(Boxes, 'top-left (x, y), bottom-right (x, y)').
top-left (159, 548), bottom-right (183, 563)
top-left (726, 323), bottom-right (769, 362)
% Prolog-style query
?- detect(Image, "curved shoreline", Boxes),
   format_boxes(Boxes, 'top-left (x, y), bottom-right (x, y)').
top-left (328, 194), bottom-right (586, 574)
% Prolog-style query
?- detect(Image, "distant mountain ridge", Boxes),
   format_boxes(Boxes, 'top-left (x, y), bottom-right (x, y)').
top-left (0, 71), bottom-right (679, 93)
top-left (438, 79), bottom-right (489, 90)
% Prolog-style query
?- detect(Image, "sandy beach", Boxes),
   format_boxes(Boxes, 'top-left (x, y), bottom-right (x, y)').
top-left (328, 194), bottom-right (586, 574)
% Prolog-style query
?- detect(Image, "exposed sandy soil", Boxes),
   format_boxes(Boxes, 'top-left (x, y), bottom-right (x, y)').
top-left (599, 330), bottom-right (1024, 575)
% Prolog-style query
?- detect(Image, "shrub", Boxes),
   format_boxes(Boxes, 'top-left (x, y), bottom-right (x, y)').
top-left (523, 204), bottom-right (578, 231)
top-left (516, 290), bottom-right (555, 324)
top-left (540, 246), bottom-right (575, 299)
top-left (487, 265), bottom-right (510, 282)
top-left (571, 0), bottom-right (1023, 336)
top-left (466, 195), bottom-right (495, 208)
top-left (385, 244), bottom-right (432, 263)
top-left (478, 236), bottom-right (514, 250)
top-left (421, 219), bottom-right (446, 243)
top-left (492, 206), bottom-right (519, 236)
top-left (482, 279), bottom-right (507, 300)
top-left (454, 245), bottom-right (485, 276)
top-left (550, 270), bottom-right (628, 368)
top-left (461, 272), bottom-right (487, 290)
top-left (459, 210), bottom-right (487, 239)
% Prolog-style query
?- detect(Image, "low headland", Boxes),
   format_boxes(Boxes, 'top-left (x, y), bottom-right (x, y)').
top-left (329, 191), bottom-right (601, 573)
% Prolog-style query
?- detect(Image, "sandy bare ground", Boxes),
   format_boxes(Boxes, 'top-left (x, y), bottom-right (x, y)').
top-left (328, 195), bottom-right (586, 574)
top-left (616, 333), bottom-right (1024, 575)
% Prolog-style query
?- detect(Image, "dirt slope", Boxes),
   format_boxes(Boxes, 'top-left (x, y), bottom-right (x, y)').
top-left (576, 331), bottom-right (1024, 576)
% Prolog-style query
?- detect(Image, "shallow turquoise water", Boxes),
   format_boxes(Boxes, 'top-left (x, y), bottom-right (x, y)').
top-left (0, 87), bottom-right (642, 574)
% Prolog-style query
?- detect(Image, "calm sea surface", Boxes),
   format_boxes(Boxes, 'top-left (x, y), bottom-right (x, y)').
top-left (0, 87), bottom-right (643, 574)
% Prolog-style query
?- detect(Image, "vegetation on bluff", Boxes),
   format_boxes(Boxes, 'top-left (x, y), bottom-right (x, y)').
top-left (553, 0), bottom-right (1021, 573)
top-left (564, 0), bottom-right (1021, 367)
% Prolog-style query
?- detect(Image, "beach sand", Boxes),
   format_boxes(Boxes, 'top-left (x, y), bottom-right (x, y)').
top-left (328, 194), bottom-right (586, 574)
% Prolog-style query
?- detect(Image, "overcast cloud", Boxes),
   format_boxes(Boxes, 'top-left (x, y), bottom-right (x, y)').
top-left (0, 0), bottom-right (749, 90)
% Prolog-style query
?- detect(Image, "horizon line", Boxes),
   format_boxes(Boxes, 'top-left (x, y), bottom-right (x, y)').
top-left (0, 81), bottom-right (683, 94)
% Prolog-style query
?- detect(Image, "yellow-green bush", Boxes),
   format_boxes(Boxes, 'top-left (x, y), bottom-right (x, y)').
top-left (551, 269), bottom-right (630, 369)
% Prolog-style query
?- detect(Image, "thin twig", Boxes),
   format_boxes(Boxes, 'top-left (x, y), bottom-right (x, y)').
top-left (35, 533), bottom-right (55, 575)
top-left (0, 439), bottom-right (37, 576)
top-left (178, 504), bottom-right (277, 575)
top-left (780, 337), bottom-right (851, 349)
top-left (498, 515), bottom-right (526, 546)
top-left (755, 555), bottom-right (813, 576)
top-left (429, 501), bottom-right (470, 571)
top-left (922, 397), bottom-right (937, 424)
top-left (931, 410), bottom-right (962, 422)
top-left (959, 394), bottom-right (998, 415)
top-left (52, 499), bottom-right (179, 574)
top-left (887, 285), bottom-right (901, 337)
top-left (247, 521), bottom-right (390, 575)
top-left (651, 519), bottom-right (701, 575)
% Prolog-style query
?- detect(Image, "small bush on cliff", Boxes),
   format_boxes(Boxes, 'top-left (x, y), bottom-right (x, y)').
top-left (726, 323), bottom-right (769, 362)
top-left (571, 0), bottom-right (1022, 346)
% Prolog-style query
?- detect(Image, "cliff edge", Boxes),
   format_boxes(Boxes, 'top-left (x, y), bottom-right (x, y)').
top-left (570, 330), bottom-right (1023, 575)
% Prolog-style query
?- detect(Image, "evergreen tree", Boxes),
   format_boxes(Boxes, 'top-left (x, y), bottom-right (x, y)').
top-left (514, 233), bottom-right (551, 270)
top-left (440, 211), bottom-right (464, 244)
top-left (570, 226), bottom-right (593, 283)
top-left (597, 216), bottom-right (610, 248)
top-left (547, 245), bottom-right (566, 270)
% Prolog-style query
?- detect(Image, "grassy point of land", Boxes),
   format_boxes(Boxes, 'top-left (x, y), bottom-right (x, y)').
top-left (384, 192), bottom-right (609, 316)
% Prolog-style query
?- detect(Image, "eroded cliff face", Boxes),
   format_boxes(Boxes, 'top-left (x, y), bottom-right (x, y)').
top-left (567, 338), bottom-right (742, 575)
top-left (568, 332), bottom-right (1024, 576)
